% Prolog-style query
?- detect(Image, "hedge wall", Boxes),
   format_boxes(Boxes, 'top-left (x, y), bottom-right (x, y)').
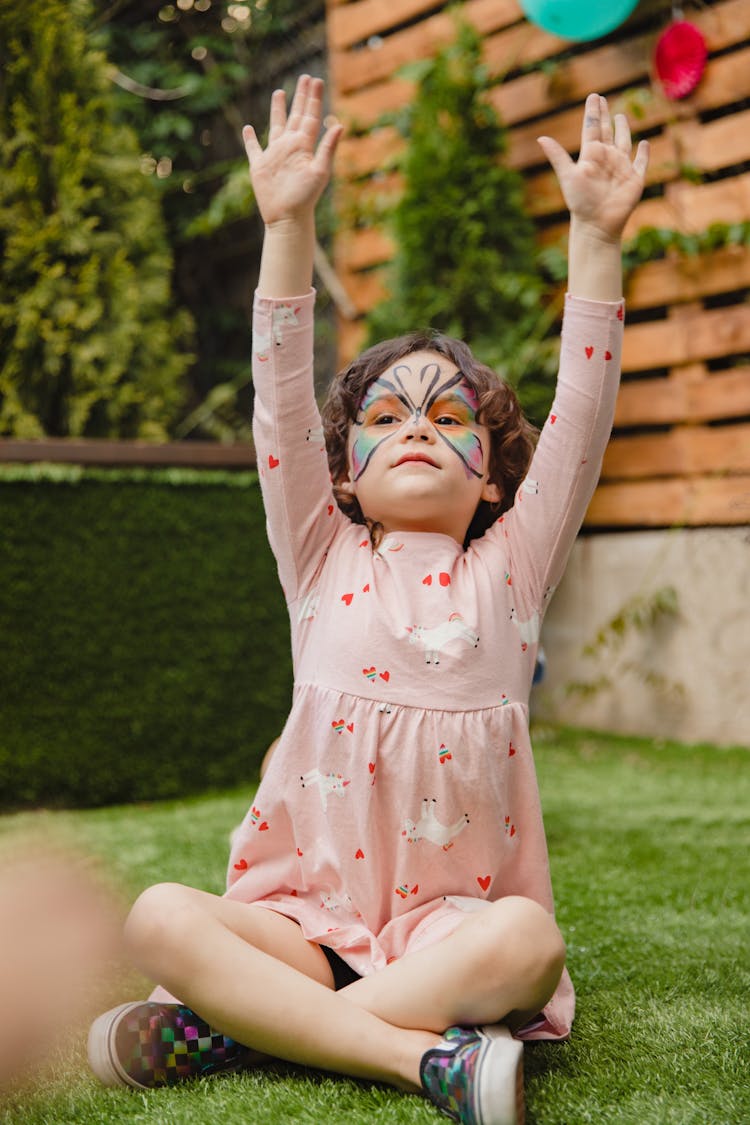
top-left (0, 467), bottom-right (292, 809)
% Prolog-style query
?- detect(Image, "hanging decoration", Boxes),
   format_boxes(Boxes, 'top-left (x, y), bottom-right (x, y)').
top-left (654, 19), bottom-right (708, 100)
top-left (519, 0), bottom-right (639, 43)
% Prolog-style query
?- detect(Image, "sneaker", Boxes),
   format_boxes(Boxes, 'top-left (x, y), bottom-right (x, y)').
top-left (419, 1024), bottom-right (524, 1125)
top-left (87, 1001), bottom-right (254, 1089)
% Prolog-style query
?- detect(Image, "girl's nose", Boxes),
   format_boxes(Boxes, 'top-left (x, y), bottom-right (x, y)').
top-left (404, 413), bottom-right (435, 441)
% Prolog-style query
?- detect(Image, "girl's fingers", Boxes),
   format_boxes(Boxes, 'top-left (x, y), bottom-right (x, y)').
top-left (633, 138), bottom-right (650, 180)
top-left (268, 88), bottom-right (287, 143)
top-left (580, 92), bottom-right (602, 149)
top-left (537, 134), bottom-right (573, 182)
top-left (300, 78), bottom-right (325, 143)
top-left (613, 113), bottom-right (631, 153)
top-left (313, 120), bottom-right (343, 174)
top-left (287, 74), bottom-right (312, 133)
top-left (242, 124), bottom-right (262, 164)
top-left (599, 95), bottom-right (613, 145)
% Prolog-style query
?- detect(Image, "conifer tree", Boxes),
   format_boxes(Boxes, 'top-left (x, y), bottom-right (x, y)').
top-left (366, 24), bottom-right (557, 425)
top-left (0, 0), bottom-right (193, 438)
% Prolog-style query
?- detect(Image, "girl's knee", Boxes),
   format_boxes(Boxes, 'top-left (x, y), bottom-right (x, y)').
top-left (480, 896), bottom-right (566, 984)
top-left (124, 882), bottom-right (195, 962)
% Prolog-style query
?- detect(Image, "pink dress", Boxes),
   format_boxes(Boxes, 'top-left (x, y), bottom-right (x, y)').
top-left (226, 289), bottom-right (625, 1040)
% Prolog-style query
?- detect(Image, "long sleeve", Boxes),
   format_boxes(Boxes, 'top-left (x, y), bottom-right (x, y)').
top-left (494, 294), bottom-right (625, 618)
top-left (251, 289), bottom-right (343, 605)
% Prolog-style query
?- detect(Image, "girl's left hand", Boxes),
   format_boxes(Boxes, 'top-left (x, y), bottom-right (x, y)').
top-left (537, 93), bottom-right (649, 242)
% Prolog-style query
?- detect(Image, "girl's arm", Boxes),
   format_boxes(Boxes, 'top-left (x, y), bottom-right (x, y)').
top-left (495, 97), bottom-right (648, 616)
top-left (243, 78), bottom-right (345, 604)
top-left (243, 76), bottom-right (342, 298)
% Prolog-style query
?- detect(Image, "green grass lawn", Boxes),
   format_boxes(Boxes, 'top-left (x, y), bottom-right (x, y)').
top-left (1, 727), bottom-right (747, 1124)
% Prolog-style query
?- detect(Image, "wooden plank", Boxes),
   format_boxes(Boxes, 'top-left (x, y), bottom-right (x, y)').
top-left (337, 316), bottom-right (368, 366)
top-left (623, 303), bottom-right (750, 373)
top-left (0, 438), bottom-right (256, 468)
top-left (585, 474), bottom-right (750, 527)
top-left (626, 245), bottom-right (750, 311)
top-left (328, 0), bottom-right (523, 51)
top-left (601, 423), bottom-right (750, 480)
top-left (330, 0), bottom-right (528, 95)
top-left (614, 368), bottom-right (750, 427)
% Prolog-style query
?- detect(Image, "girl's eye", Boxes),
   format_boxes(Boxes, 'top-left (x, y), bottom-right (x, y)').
top-left (434, 415), bottom-right (460, 426)
top-left (372, 413), bottom-right (399, 425)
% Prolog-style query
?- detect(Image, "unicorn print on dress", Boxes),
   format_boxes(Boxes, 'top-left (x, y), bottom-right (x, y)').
top-left (520, 477), bottom-right (539, 497)
top-left (253, 304), bottom-right (300, 361)
top-left (509, 606), bottom-right (541, 650)
top-left (300, 768), bottom-right (351, 811)
top-left (320, 888), bottom-right (354, 913)
top-left (402, 798), bottom-right (470, 850)
top-left (406, 613), bottom-right (479, 664)
top-left (297, 585), bottom-right (320, 623)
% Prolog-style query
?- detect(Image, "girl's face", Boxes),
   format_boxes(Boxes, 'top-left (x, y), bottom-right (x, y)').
top-left (339, 350), bottom-right (501, 544)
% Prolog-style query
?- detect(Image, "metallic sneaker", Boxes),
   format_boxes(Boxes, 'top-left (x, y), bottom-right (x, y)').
top-left (87, 1001), bottom-right (254, 1089)
top-left (420, 1023), bottom-right (524, 1125)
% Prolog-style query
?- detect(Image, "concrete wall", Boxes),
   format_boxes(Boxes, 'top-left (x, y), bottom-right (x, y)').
top-left (532, 527), bottom-right (750, 748)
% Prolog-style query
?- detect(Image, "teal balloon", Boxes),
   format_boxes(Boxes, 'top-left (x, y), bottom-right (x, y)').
top-left (520, 0), bottom-right (639, 42)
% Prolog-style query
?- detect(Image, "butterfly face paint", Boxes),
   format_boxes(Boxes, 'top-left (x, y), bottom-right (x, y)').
top-left (350, 360), bottom-right (486, 483)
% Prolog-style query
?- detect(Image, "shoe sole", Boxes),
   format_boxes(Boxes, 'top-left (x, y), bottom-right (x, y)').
top-left (88, 1002), bottom-right (150, 1089)
top-left (475, 1024), bottom-right (525, 1125)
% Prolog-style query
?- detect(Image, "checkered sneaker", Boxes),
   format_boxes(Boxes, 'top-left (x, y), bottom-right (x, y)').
top-left (420, 1024), bottom-right (524, 1125)
top-left (87, 1001), bottom-right (254, 1089)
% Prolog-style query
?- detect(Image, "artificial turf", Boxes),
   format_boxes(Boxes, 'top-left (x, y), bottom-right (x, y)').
top-left (1, 726), bottom-right (747, 1124)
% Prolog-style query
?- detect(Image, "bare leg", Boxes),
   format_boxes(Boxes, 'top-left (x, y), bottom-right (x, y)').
top-left (124, 885), bottom-right (564, 1092)
top-left (124, 883), bottom-right (437, 1091)
top-left (341, 895), bottom-right (566, 1034)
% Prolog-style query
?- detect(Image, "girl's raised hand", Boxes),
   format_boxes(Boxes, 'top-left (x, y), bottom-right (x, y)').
top-left (537, 93), bottom-right (649, 242)
top-left (243, 75), bottom-right (343, 227)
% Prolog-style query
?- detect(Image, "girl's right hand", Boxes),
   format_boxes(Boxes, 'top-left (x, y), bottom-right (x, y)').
top-left (243, 75), bottom-right (343, 228)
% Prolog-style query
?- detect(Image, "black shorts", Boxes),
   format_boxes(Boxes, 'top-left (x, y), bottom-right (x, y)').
top-left (321, 944), bottom-right (362, 990)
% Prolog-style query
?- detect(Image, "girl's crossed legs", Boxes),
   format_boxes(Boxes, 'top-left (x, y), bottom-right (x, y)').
top-left (114, 881), bottom-right (565, 1092)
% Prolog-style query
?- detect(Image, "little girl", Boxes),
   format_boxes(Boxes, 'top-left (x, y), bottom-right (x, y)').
top-left (88, 76), bottom-right (648, 1125)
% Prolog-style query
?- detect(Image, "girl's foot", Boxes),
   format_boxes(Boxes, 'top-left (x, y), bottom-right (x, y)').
top-left (87, 1001), bottom-right (256, 1089)
top-left (419, 1024), bottom-right (524, 1125)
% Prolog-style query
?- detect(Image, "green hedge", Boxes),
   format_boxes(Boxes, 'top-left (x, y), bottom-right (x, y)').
top-left (0, 467), bottom-right (292, 809)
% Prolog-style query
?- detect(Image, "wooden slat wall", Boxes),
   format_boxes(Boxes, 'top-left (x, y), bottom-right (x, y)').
top-left (325, 0), bottom-right (750, 529)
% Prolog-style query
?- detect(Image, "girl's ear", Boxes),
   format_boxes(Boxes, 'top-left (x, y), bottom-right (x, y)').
top-left (481, 479), bottom-right (502, 505)
top-left (337, 478), bottom-right (356, 497)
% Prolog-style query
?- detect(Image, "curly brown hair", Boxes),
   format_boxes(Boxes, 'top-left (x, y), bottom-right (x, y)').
top-left (321, 330), bottom-right (537, 548)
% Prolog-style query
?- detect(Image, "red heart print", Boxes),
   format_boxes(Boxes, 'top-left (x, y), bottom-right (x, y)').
top-left (327, 504), bottom-right (334, 515)
top-left (550, 414), bottom-right (557, 424)
top-left (359, 539), bottom-right (369, 548)
top-left (411, 884), bottom-right (419, 895)
top-left (585, 346), bottom-right (594, 359)
top-left (422, 574), bottom-right (432, 586)
top-left (605, 350), bottom-right (612, 361)
top-left (379, 670), bottom-right (390, 682)
top-left (368, 762), bottom-right (376, 774)
top-left (290, 889), bottom-right (298, 896)
top-left (617, 306), bottom-right (624, 320)
top-left (477, 875), bottom-right (491, 892)
top-left (341, 593), bottom-right (354, 606)
top-left (297, 848), bottom-right (303, 856)
top-left (509, 742), bottom-right (516, 756)
top-left (355, 849), bottom-right (365, 859)
top-left (259, 821), bottom-right (269, 831)
top-left (233, 858), bottom-right (248, 871)
top-left (439, 572), bottom-right (451, 586)
top-left (268, 454), bottom-right (280, 468)
top-left (510, 825), bottom-right (516, 837)
top-left (521, 642), bottom-right (528, 652)
top-left (347, 722), bottom-right (354, 733)
top-left (362, 583), bottom-right (370, 593)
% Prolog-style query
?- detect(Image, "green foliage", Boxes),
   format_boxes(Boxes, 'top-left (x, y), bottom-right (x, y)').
top-left (0, 0), bottom-right (194, 439)
top-left (0, 473), bottom-right (292, 808)
top-left (565, 585), bottom-right (683, 701)
top-left (365, 22), bottom-right (558, 426)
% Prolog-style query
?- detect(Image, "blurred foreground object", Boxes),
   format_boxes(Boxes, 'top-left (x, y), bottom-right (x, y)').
top-left (0, 844), bottom-right (122, 1090)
